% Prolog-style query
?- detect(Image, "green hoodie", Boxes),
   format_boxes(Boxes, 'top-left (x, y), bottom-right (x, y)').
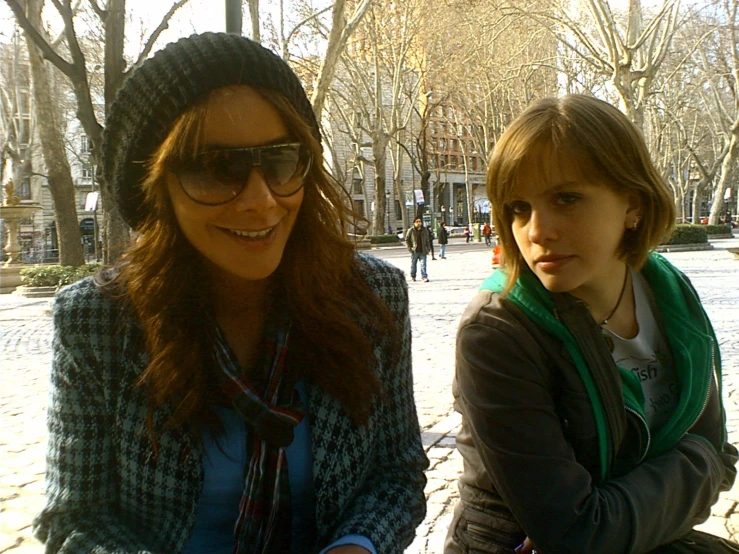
top-left (480, 252), bottom-right (724, 480)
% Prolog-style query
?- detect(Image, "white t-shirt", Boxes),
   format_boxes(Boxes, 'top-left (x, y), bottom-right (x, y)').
top-left (603, 270), bottom-right (678, 431)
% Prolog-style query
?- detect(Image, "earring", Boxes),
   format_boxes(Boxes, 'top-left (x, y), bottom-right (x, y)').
top-left (632, 219), bottom-right (639, 230)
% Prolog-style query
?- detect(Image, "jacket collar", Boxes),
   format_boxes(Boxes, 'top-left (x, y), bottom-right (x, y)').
top-left (480, 252), bottom-right (721, 468)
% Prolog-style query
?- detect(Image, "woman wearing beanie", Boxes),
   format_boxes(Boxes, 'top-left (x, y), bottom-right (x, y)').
top-left (33, 33), bottom-right (427, 554)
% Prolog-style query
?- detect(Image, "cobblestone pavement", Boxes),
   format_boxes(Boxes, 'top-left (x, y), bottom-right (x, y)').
top-left (1, 239), bottom-right (738, 553)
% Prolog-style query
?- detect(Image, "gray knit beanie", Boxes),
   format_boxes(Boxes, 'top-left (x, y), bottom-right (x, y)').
top-left (102, 32), bottom-right (321, 230)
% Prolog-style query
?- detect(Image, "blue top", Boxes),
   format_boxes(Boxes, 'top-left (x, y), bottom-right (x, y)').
top-left (181, 381), bottom-right (376, 554)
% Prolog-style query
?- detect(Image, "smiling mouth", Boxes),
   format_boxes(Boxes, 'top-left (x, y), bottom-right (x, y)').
top-left (227, 227), bottom-right (275, 239)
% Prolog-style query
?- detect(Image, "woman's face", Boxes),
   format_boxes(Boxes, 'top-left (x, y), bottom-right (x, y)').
top-left (508, 146), bottom-right (639, 304)
top-left (166, 86), bottom-right (305, 285)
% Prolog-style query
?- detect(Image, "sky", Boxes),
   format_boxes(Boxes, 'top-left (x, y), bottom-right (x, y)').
top-left (1, 0), bottom-right (235, 49)
top-left (0, 0), bottom-right (318, 57)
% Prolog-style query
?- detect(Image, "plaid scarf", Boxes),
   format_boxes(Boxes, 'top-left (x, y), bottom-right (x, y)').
top-left (209, 308), bottom-right (304, 554)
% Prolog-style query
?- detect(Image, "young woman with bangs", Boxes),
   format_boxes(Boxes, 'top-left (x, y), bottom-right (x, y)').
top-left (33, 33), bottom-right (427, 554)
top-left (445, 95), bottom-right (738, 554)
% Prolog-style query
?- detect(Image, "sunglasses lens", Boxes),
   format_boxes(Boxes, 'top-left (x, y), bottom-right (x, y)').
top-left (261, 144), bottom-right (309, 196)
top-left (177, 151), bottom-right (245, 205)
top-left (174, 144), bottom-right (310, 205)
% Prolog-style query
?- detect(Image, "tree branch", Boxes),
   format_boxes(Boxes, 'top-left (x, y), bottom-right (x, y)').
top-left (133, 0), bottom-right (192, 69)
top-left (88, 0), bottom-right (104, 18)
top-left (4, 0), bottom-right (76, 76)
top-left (285, 5), bottom-right (332, 47)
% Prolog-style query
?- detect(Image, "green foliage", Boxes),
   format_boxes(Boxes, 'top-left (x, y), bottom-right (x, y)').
top-left (704, 224), bottom-right (732, 236)
top-left (663, 224), bottom-right (707, 245)
top-left (368, 234), bottom-right (401, 244)
top-left (20, 263), bottom-right (101, 287)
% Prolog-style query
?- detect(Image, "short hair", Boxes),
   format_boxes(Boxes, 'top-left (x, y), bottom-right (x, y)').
top-left (487, 95), bottom-right (675, 292)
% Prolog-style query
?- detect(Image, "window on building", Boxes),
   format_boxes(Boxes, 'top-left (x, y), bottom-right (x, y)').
top-left (18, 90), bottom-right (31, 115)
top-left (18, 179), bottom-right (31, 199)
top-left (81, 163), bottom-right (94, 181)
top-left (353, 199), bottom-right (365, 216)
top-left (80, 136), bottom-right (93, 154)
top-left (352, 168), bottom-right (363, 194)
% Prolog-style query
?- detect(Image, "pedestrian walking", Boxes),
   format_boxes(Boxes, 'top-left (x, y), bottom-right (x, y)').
top-left (438, 221), bottom-right (449, 259)
top-left (33, 32), bottom-right (428, 554)
top-left (464, 224), bottom-right (471, 243)
top-left (446, 95), bottom-right (738, 554)
top-left (406, 217), bottom-right (432, 282)
top-left (482, 222), bottom-right (492, 246)
top-left (429, 226), bottom-right (437, 260)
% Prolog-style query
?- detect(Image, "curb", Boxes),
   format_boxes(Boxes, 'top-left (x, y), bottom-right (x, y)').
top-left (11, 285), bottom-right (57, 298)
top-left (655, 243), bottom-right (714, 253)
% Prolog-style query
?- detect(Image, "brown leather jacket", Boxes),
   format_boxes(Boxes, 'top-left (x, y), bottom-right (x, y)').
top-left (446, 290), bottom-right (737, 554)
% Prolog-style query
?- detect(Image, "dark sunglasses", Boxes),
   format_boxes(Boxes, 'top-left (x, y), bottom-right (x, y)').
top-left (172, 143), bottom-right (312, 205)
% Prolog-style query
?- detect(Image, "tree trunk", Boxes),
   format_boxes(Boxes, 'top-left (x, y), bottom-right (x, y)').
top-left (675, 186), bottom-right (684, 223)
top-left (463, 156), bottom-right (476, 239)
top-left (371, 133), bottom-right (389, 235)
top-left (389, 135), bottom-right (409, 232)
top-left (708, 129), bottom-right (738, 224)
top-left (247, 0), bottom-right (260, 43)
top-left (692, 186), bottom-right (702, 224)
top-left (226, 0), bottom-right (243, 35)
top-left (311, 0), bottom-right (372, 121)
top-left (101, 0), bottom-right (130, 263)
top-left (24, 0), bottom-right (84, 267)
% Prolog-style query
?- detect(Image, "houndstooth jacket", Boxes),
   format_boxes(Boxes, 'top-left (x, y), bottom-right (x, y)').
top-left (33, 253), bottom-right (428, 554)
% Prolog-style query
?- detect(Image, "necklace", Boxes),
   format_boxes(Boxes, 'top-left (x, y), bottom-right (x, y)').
top-left (600, 265), bottom-right (629, 326)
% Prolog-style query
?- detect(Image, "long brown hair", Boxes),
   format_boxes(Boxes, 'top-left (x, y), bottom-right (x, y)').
top-left (104, 86), bottom-right (396, 433)
top-left (487, 95), bottom-right (675, 294)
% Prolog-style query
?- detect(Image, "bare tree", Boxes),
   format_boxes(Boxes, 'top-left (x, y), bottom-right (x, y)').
top-left (331, 0), bottom-right (423, 234)
top-left (6, 0), bottom-right (192, 262)
top-left (702, 0), bottom-right (738, 224)
top-left (419, 0), bottom-right (558, 228)
top-left (519, 0), bottom-right (681, 129)
top-left (13, 0), bottom-right (85, 266)
top-left (650, 0), bottom-right (739, 224)
top-left (1, 30), bottom-right (36, 197)
top-left (311, 0), bottom-right (372, 121)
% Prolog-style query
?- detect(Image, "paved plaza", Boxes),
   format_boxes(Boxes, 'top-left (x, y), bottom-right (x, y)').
top-left (1, 238), bottom-right (739, 553)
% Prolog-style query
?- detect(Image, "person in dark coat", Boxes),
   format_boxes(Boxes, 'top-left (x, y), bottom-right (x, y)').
top-left (446, 94), bottom-right (737, 554)
top-left (405, 217), bottom-right (432, 282)
top-left (438, 221), bottom-right (449, 259)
